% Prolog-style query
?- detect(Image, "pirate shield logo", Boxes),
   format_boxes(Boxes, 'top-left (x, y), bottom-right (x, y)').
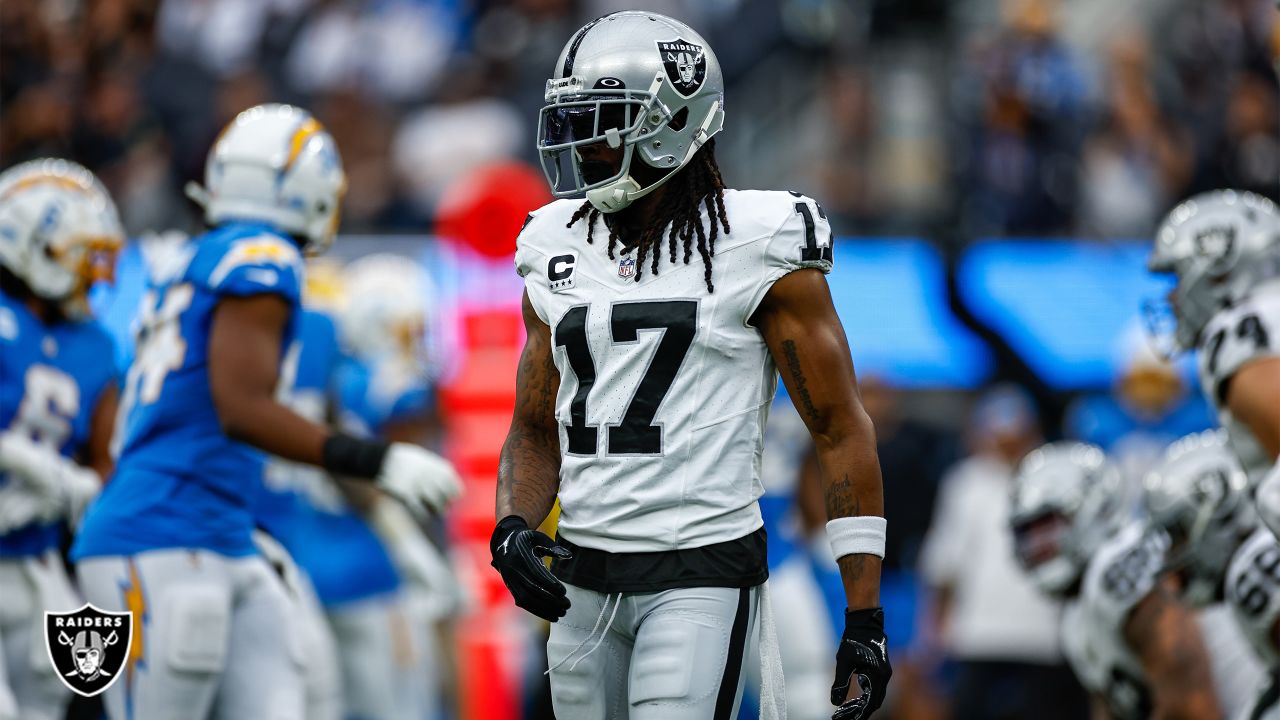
top-left (45, 604), bottom-right (132, 697)
top-left (656, 38), bottom-right (707, 97)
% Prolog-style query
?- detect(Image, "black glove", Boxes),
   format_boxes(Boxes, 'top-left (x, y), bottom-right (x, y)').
top-left (831, 607), bottom-right (892, 720)
top-left (490, 515), bottom-right (573, 621)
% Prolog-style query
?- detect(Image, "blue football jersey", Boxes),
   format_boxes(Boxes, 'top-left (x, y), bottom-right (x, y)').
top-left (0, 290), bottom-right (117, 557)
top-left (72, 222), bottom-right (304, 560)
top-left (336, 357), bottom-right (434, 438)
top-left (256, 308), bottom-right (401, 606)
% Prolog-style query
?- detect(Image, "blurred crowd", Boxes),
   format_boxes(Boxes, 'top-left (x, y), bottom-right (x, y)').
top-left (2, 0), bottom-right (1276, 243)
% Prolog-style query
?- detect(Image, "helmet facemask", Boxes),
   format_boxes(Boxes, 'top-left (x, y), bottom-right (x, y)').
top-left (538, 78), bottom-right (677, 213)
top-left (1011, 511), bottom-right (1081, 594)
top-left (49, 232), bottom-right (123, 320)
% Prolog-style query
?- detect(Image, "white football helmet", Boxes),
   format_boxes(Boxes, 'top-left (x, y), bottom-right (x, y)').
top-left (338, 253), bottom-right (432, 370)
top-left (1143, 430), bottom-right (1256, 607)
top-left (187, 104), bottom-right (346, 254)
top-left (537, 11), bottom-right (725, 213)
top-left (0, 159), bottom-right (124, 319)
top-left (1010, 442), bottom-right (1128, 595)
top-left (1146, 189), bottom-right (1280, 354)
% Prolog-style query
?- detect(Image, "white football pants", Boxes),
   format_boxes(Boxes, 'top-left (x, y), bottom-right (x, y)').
top-left (76, 549), bottom-right (304, 720)
top-left (252, 531), bottom-right (342, 720)
top-left (0, 552), bottom-right (78, 720)
top-left (326, 593), bottom-right (433, 720)
top-left (548, 582), bottom-right (760, 720)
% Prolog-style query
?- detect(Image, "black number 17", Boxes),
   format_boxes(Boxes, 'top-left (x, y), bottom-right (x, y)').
top-left (555, 300), bottom-right (698, 456)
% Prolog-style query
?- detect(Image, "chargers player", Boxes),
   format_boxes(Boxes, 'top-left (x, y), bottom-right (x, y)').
top-left (71, 104), bottom-right (460, 719)
top-left (1143, 431), bottom-right (1280, 719)
top-left (0, 159), bottom-right (124, 720)
top-left (1010, 442), bottom-right (1223, 719)
top-left (1146, 191), bottom-right (1280, 536)
top-left (491, 12), bottom-right (889, 719)
top-left (251, 300), bottom-right (348, 720)
top-left (334, 253), bottom-right (462, 720)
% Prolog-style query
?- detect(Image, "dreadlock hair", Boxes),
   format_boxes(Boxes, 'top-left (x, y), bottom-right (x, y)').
top-left (566, 137), bottom-right (730, 293)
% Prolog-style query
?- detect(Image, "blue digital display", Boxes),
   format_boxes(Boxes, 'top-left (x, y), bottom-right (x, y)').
top-left (957, 239), bottom-right (1174, 390)
top-left (829, 239), bottom-right (991, 388)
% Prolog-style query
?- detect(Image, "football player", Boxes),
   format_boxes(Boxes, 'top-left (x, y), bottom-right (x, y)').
top-left (1143, 430), bottom-right (1280, 719)
top-left (332, 253), bottom-right (463, 719)
top-left (1146, 190), bottom-right (1280, 535)
top-left (70, 104), bottom-right (460, 719)
top-left (1010, 442), bottom-right (1221, 719)
top-left (0, 159), bottom-right (124, 720)
top-left (491, 12), bottom-right (889, 720)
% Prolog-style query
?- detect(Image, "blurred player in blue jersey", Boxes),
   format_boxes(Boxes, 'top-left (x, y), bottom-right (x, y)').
top-left (0, 159), bottom-right (124, 720)
top-left (334, 253), bottom-right (463, 720)
top-left (257, 290), bottom-right (429, 720)
top-left (71, 104), bottom-right (461, 720)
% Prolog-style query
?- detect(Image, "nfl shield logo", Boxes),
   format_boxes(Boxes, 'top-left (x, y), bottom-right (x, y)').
top-left (45, 604), bottom-right (132, 697)
top-left (618, 255), bottom-right (636, 278)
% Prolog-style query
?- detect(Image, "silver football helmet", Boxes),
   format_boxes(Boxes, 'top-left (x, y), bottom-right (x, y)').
top-left (1146, 189), bottom-right (1280, 354)
top-left (1010, 442), bottom-right (1128, 595)
top-left (1143, 430), bottom-right (1256, 607)
top-left (536, 11), bottom-right (725, 213)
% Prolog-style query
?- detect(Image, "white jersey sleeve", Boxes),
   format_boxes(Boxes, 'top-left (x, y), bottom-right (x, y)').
top-left (742, 192), bottom-right (833, 320)
top-left (513, 190), bottom-right (835, 552)
top-left (1197, 290), bottom-right (1280, 481)
top-left (1062, 523), bottom-right (1165, 720)
top-left (1226, 527), bottom-right (1280, 666)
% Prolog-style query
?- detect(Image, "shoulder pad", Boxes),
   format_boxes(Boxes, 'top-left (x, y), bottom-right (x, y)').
top-left (200, 232), bottom-right (304, 301)
top-left (1226, 528), bottom-right (1280, 654)
top-left (1198, 292), bottom-right (1280, 405)
top-left (1085, 524), bottom-right (1168, 633)
top-left (515, 199), bottom-right (585, 278)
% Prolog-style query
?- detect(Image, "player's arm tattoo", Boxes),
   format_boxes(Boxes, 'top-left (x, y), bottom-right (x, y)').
top-left (496, 291), bottom-right (563, 528)
top-left (755, 269), bottom-right (884, 609)
top-left (1123, 587), bottom-right (1222, 720)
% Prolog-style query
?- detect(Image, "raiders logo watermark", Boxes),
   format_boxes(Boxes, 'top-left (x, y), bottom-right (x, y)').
top-left (656, 38), bottom-right (707, 98)
top-left (45, 604), bottom-right (132, 697)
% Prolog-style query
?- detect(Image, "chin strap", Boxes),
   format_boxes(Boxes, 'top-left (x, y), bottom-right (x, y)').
top-left (585, 175), bottom-right (644, 213)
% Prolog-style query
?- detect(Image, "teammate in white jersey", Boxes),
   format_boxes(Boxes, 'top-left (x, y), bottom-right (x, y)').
top-left (1143, 431), bottom-right (1279, 719)
top-left (489, 11), bottom-right (889, 720)
top-left (1146, 190), bottom-right (1280, 534)
top-left (1009, 442), bottom-right (1221, 719)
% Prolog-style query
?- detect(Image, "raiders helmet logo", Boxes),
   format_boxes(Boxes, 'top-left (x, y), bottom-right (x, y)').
top-left (45, 604), bottom-right (133, 697)
top-left (656, 38), bottom-right (707, 98)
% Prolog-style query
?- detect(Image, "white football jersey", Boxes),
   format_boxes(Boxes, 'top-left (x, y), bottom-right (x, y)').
top-left (1196, 287), bottom-right (1280, 484)
top-left (515, 189), bottom-right (833, 553)
top-left (1225, 527), bottom-right (1280, 666)
top-left (1061, 523), bottom-right (1165, 720)
top-left (1196, 602), bottom-right (1268, 720)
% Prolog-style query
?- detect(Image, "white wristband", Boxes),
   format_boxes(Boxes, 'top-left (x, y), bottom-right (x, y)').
top-left (827, 516), bottom-right (887, 559)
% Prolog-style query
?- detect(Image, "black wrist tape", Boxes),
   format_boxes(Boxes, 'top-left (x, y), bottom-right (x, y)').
top-left (322, 433), bottom-right (390, 479)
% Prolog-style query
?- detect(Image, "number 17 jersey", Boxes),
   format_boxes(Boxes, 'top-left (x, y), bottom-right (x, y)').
top-left (515, 189), bottom-right (833, 554)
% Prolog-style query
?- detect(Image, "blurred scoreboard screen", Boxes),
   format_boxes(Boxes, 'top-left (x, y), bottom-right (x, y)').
top-left (830, 239), bottom-right (991, 389)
